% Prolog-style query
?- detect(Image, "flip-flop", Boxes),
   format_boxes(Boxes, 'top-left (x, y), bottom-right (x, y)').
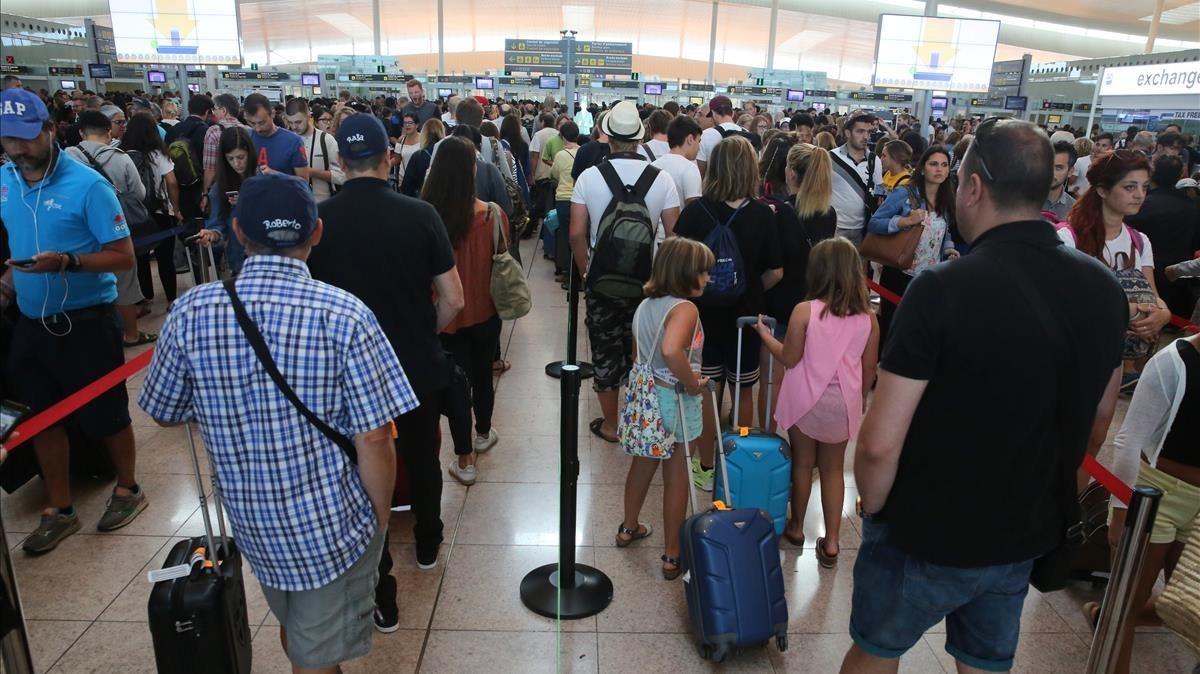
top-left (492, 360), bottom-right (511, 374)
top-left (662, 555), bottom-right (683, 580)
top-left (782, 531), bottom-right (805, 548)
top-left (589, 417), bottom-right (617, 443)
top-left (816, 537), bottom-right (839, 569)
top-left (123, 331), bottom-right (158, 348)
top-left (1082, 601), bottom-right (1101, 632)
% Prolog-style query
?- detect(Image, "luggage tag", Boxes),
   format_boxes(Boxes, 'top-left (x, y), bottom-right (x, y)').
top-left (148, 565), bottom-right (190, 583)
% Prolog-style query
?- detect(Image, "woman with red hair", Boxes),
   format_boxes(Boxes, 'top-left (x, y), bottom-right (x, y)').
top-left (1057, 149), bottom-right (1173, 487)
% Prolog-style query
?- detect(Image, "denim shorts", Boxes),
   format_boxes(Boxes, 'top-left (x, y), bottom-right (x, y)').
top-left (261, 527), bottom-right (385, 669)
top-left (850, 518), bottom-right (1034, 672)
top-left (654, 384), bottom-right (703, 447)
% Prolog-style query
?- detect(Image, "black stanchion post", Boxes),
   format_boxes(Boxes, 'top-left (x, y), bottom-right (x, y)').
top-left (519, 364), bottom-right (612, 619)
top-left (545, 257), bottom-right (595, 380)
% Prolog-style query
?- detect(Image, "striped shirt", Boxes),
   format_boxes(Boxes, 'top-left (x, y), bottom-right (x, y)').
top-left (139, 255), bottom-right (417, 591)
top-left (203, 118), bottom-right (248, 172)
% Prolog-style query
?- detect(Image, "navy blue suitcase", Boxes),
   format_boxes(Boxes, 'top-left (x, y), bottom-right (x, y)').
top-left (672, 384), bottom-right (788, 662)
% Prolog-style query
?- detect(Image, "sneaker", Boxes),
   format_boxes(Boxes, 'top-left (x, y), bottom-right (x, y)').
top-left (22, 510), bottom-right (81, 554)
top-left (1119, 371), bottom-right (1140, 393)
top-left (473, 429), bottom-right (499, 454)
top-left (373, 607), bottom-right (400, 634)
top-left (416, 545), bottom-right (439, 570)
top-left (690, 455), bottom-right (714, 492)
top-left (96, 487), bottom-right (148, 531)
top-left (448, 462), bottom-right (477, 486)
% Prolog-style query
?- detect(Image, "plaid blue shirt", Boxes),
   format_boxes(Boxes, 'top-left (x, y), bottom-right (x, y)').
top-left (139, 256), bottom-right (417, 591)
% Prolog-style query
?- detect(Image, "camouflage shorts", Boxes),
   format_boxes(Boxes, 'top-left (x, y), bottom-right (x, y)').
top-left (584, 293), bottom-right (641, 392)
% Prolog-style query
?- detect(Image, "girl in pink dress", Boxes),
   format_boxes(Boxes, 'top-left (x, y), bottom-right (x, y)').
top-left (755, 238), bottom-right (879, 567)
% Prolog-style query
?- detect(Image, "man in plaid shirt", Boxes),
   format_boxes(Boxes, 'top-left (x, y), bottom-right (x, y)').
top-left (139, 173), bottom-right (415, 672)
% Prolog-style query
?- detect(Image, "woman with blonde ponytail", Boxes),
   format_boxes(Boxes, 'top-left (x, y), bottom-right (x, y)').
top-left (758, 142), bottom-right (839, 429)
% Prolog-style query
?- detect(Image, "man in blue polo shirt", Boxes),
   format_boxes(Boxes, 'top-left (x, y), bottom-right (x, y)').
top-left (243, 93), bottom-right (310, 179)
top-left (0, 88), bottom-right (147, 554)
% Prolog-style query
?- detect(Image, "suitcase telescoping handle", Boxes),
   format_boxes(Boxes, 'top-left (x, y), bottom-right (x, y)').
top-left (733, 316), bottom-right (776, 432)
top-left (183, 423), bottom-right (221, 568)
top-left (675, 380), bottom-right (731, 513)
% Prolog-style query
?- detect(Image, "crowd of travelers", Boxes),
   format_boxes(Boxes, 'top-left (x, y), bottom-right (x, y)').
top-left (1, 71), bottom-right (1198, 673)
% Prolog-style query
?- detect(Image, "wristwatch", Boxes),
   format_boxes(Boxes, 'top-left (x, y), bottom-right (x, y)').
top-left (65, 253), bottom-right (82, 273)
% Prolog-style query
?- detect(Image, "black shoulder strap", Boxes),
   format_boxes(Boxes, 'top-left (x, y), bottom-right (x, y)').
top-left (597, 160), bottom-right (627, 201)
top-left (78, 147), bottom-right (119, 191)
top-left (643, 143), bottom-right (655, 161)
top-left (630, 163), bottom-right (660, 201)
top-left (221, 279), bottom-right (359, 464)
top-left (829, 149), bottom-right (870, 196)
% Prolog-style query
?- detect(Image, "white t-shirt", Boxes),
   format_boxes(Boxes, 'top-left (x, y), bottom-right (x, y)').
top-left (1057, 224), bottom-right (1155, 271)
top-left (644, 138), bottom-right (670, 161)
top-left (829, 144), bottom-right (884, 243)
top-left (147, 150), bottom-right (174, 215)
top-left (300, 128), bottom-right (344, 202)
top-left (571, 158), bottom-right (681, 250)
top-left (1074, 155), bottom-right (1092, 194)
top-left (652, 153), bottom-right (701, 204)
top-left (697, 122), bottom-right (743, 163)
top-left (529, 126), bottom-right (558, 154)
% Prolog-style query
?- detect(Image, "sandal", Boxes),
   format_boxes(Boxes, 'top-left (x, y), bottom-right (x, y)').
top-left (1082, 601), bottom-right (1101, 632)
top-left (589, 418), bottom-right (617, 443)
top-left (782, 530), bottom-right (805, 548)
top-left (123, 331), bottom-right (158, 348)
top-left (615, 523), bottom-right (652, 547)
top-left (662, 555), bottom-right (682, 580)
top-left (815, 537), bottom-right (839, 569)
top-left (492, 360), bottom-right (511, 375)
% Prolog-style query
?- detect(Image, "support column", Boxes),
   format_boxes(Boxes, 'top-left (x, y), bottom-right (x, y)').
top-left (372, 0), bottom-right (382, 56)
top-left (766, 0), bottom-right (779, 72)
top-left (437, 0), bottom-right (445, 76)
top-left (920, 0), bottom-right (938, 127)
top-left (1144, 0), bottom-right (1165, 53)
top-left (707, 0), bottom-right (719, 86)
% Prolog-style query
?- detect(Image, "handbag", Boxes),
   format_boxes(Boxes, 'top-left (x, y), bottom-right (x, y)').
top-left (859, 187), bottom-right (924, 270)
top-left (487, 203), bottom-right (532, 320)
top-left (1158, 516), bottom-right (1200, 654)
top-left (618, 303), bottom-right (676, 459)
top-left (221, 279), bottom-right (358, 464)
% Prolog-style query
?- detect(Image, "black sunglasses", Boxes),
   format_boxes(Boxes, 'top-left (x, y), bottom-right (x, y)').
top-left (968, 117), bottom-right (1000, 183)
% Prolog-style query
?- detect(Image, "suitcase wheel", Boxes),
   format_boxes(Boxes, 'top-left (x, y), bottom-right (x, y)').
top-left (699, 644), bottom-right (728, 663)
top-left (776, 635), bottom-right (788, 652)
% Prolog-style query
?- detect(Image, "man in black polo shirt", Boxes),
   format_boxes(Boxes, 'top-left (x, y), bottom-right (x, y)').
top-left (841, 119), bottom-right (1128, 673)
top-left (306, 113), bottom-right (464, 632)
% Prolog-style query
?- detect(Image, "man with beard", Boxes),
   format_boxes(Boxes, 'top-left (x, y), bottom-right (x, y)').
top-left (1043, 140), bottom-right (1077, 221)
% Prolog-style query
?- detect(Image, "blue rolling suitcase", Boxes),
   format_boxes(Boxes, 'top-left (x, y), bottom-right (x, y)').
top-left (713, 316), bottom-right (792, 535)
top-left (674, 384), bottom-right (789, 663)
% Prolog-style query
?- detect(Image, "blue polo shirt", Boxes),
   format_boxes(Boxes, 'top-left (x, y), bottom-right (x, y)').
top-left (1, 151), bottom-right (129, 318)
top-left (250, 126), bottom-right (308, 176)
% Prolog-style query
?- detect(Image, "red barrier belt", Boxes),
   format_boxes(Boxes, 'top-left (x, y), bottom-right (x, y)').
top-left (6, 348), bottom-right (155, 451)
top-left (866, 278), bottom-right (902, 306)
top-left (1083, 454), bottom-right (1134, 506)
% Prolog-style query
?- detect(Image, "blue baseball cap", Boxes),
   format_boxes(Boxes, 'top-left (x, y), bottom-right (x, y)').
top-left (233, 173), bottom-right (319, 249)
top-left (336, 113), bottom-right (389, 160)
top-left (0, 89), bottom-right (50, 140)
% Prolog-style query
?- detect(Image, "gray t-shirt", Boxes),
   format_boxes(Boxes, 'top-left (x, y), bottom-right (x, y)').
top-left (633, 296), bottom-right (702, 385)
top-left (65, 141), bottom-right (145, 201)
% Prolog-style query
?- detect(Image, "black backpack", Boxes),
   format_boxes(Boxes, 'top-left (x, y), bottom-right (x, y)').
top-left (586, 158), bottom-right (659, 299)
top-left (716, 125), bottom-right (761, 151)
top-left (129, 150), bottom-right (165, 214)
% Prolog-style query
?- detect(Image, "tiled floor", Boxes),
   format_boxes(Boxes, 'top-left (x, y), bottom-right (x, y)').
top-left (4, 237), bottom-right (1198, 673)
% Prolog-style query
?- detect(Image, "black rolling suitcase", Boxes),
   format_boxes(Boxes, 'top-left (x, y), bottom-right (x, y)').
top-left (148, 424), bottom-right (252, 673)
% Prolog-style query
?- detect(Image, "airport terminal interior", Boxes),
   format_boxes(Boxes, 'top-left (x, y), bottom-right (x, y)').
top-left (0, 0), bottom-right (1199, 672)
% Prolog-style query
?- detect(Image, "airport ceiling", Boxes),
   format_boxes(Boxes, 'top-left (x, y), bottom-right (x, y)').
top-left (8, 0), bottom-right (1199, 75)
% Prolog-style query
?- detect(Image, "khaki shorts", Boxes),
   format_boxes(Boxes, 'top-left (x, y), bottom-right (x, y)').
top-left (261, 527), bottom-right (385, 669)
top-left (1110, 462), bottom-right (1200, 545)
top-left (114, 266), bottom-right (144, 306)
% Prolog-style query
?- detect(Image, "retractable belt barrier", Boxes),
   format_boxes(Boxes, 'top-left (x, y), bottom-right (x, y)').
top-left (130, 224), bottom-right (189, 250)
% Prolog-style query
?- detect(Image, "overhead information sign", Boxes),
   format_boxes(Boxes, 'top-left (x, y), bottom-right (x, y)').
top-left (347, 73), bottom-right (409, 82)
top-left (989, 58), bottom-right (1025, 98)
top-left (222, 71), bottom-right (291, 81)
top-left (504, 39), bottom-right (632, 76)
top-left (107, 0), bottom-right (242, 65)
top-left (850, 91), bottom-right (913, 102)
top-left (727, 85), bottom-right (783, 96)
top-left (681, 83), bottom-right (714, 92)
top-left (805, 89), bottom-right (838, 97)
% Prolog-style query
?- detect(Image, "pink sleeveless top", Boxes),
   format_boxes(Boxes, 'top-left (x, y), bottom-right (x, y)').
top-left (774, 300), bottom-right (872, 438)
